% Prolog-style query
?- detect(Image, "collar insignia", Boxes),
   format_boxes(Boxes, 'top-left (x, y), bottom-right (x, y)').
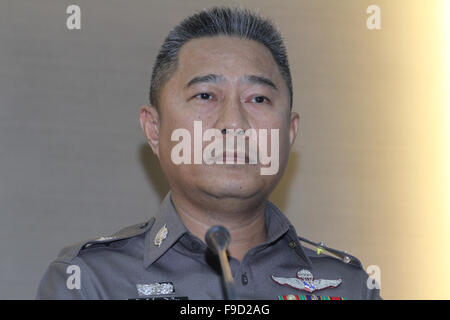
top-left (154, 224), bottom-right (168, 247)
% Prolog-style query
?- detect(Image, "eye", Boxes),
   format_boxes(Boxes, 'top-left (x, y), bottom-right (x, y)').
top-left (194, 92), bottom-right (213, 100)
top-left (251, 96), bottom-right (270, 104)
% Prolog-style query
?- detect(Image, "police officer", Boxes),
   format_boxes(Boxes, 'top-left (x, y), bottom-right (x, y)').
top-left (36, 6), bottom-right (381, 300)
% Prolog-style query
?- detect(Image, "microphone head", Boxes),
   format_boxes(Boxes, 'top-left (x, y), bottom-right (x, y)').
top-left (205, 225), bottom-right (231, 254)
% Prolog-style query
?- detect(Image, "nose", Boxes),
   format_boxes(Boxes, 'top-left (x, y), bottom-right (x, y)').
top-left (215, 96), bottom-right (251, 135)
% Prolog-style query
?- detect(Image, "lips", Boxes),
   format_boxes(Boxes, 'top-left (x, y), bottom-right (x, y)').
top-left (204, 150), bottom-right (250, 164)
top-left (222, 150), bottom-right (249, 164)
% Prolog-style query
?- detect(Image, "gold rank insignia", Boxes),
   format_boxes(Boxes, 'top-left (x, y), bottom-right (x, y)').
top-left (154, 224), bottom-right (168, 247)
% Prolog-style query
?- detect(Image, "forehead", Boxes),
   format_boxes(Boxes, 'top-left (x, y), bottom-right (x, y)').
top-left (175, 36), bottom-right (280, 82)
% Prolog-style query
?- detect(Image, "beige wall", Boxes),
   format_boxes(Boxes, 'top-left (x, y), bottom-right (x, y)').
top-left (0, 0), bottom-right (448, 299)
top-left (270, 0), bottom-right (450, 299)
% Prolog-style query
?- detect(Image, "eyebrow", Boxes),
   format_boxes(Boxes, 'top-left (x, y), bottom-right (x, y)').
top-left (185, 74), bottom-right (225, 89)
top-left (243, 75), bottom-right (278, 91)
top-left (184, 74), bottom-right (278, 91)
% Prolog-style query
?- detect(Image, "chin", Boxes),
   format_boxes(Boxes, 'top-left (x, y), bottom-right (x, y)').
top-left (197, 170), bottom-right (264, 200)
top-left (200, 186), bottom-right (261, 201)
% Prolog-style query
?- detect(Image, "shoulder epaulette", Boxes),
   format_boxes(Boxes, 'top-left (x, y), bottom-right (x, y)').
top-left (298, 236), bottom-right (362, 268)
top-left (56, 217), bottom-right (156, 263)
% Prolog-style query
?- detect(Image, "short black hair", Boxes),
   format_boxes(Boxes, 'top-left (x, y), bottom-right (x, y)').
top-left (149, 6), bottom-right (293, 110)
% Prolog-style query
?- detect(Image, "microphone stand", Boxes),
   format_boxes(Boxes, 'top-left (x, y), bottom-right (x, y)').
top-left (205, 225), bottom-right (237, 300)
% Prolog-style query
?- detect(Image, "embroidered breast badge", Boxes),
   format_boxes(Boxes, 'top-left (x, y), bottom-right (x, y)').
top-left (271, 269), bottom-right (342, 293)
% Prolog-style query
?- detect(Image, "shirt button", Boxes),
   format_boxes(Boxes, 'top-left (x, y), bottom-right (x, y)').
top-left (241, 273), bottom-right (248, 286)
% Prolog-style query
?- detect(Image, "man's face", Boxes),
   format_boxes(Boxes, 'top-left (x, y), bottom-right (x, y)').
top-left (141, 36), bottom-right (299, 203)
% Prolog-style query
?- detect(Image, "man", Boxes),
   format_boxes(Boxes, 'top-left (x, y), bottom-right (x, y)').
top-left (36, 6), bottom-right (381, 300)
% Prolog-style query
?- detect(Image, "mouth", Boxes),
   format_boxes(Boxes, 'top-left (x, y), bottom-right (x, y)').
top-left (206, 150), bottom-right (251, 164)
top-left (222, 150), bottom-right (249, 164)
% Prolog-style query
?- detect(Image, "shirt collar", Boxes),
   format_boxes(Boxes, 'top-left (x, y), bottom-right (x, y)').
top-left (143, 191), bottom-right (312, 268)
top-left (265, 201), bottom-right (312, 267)
top-left (143, 191), bottom-right (188, 268)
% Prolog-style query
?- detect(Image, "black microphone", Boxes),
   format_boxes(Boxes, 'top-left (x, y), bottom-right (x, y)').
top-left (205, 225), bottom-right (237, 300)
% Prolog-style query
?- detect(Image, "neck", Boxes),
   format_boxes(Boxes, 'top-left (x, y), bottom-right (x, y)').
top-left (171, 191), bottom-right (268, 261)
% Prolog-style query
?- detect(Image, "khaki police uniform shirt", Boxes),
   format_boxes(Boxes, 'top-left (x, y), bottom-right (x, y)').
top-left (36, 192), bottom-right (381, 300)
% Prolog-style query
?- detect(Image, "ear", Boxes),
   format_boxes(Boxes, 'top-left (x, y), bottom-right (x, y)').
top-left (139, 105), bottom-right (160, 157)
top-left (289, 111), bottom-right (300, 149)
